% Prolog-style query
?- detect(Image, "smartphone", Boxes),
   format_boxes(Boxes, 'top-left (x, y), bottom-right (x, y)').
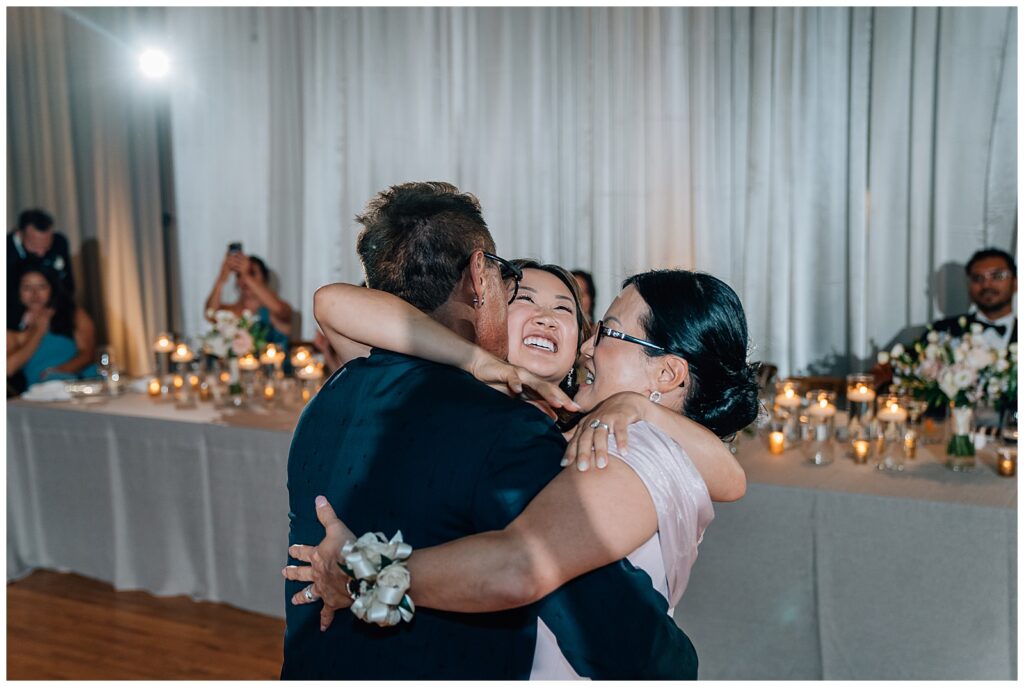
top-left (228, 242), bottom-right (243, 254)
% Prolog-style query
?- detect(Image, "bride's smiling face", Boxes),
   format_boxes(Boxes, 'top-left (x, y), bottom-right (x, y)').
top-left (506, 268), bottom-right (580, 384)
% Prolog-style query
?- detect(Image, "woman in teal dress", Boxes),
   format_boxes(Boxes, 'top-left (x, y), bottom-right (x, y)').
top-left (203, 251), bottom-right (294, 347)
top-left (7, 264), bottom-right (97, 393)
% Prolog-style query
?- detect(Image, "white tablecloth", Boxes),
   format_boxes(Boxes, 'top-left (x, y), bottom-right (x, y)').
top-left (7, 395), bottom-right (1017, 678)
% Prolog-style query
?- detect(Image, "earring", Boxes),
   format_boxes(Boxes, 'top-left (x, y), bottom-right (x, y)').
top-left (649, 390), bottom-right (662, 403)
top-left (472, 296), bottom-right (484, 307)
top-left (565, 368), bottom-right (575, 387)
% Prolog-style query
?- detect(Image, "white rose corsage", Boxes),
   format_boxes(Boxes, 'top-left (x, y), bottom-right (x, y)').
top-left (339, 530), bottom-right (415, 627)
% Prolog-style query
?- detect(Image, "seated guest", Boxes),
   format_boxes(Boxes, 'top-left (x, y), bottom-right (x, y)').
top-left (929, 248), bottom-right (1017, 348)
top-left (204, 250), bottom-right (293, 347)
top-left (571, 269), bottom-right (596, 323)
top-left (7, 264), bottom-right (97, 393)
top-left (8, 208), bottom-right (75, 295)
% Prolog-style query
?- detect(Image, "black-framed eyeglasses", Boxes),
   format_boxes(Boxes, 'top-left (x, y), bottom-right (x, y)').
top-left (482, 252), bottom-right (523, 304)
top-left (968, 269), bottom-right (1014, 285)
top-left (595, 320), bottom-right (682, 357)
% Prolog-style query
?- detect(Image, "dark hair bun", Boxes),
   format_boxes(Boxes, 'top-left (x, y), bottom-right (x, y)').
top-left (624, 270), bottom-right (761, 438)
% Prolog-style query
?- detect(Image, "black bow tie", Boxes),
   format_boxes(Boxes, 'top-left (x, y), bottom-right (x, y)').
top-left (972, 317), bottom-right (1007, 337)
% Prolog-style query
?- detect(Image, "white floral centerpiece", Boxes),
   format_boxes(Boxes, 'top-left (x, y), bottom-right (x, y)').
top-left (885, 318), bottom-right (1017, 462)
top-left (201, 309), bottom-right (271, 398)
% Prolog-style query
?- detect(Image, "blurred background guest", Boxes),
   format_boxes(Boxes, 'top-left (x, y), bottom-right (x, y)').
top-left (204, 250), bottom-right (294, 347)
top-left (929, 248), bottom-right (1017, 348)
top-left (571, 269), bottom-right (596, 324)
top-left (7, 264), bottom-right (97, 396)
top-left (8, 208), bottom-right (75, 295)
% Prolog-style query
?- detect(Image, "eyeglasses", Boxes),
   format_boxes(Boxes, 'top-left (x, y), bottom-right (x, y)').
top-left (595, 320), bottom-right (683, 357)
top-left (968, 269), bottom-right (1014, 285)
top-left (482, 252), bottom-right (523, 304)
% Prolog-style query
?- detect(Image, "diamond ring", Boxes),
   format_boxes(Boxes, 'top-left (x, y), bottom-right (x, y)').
top-left (303, 585), bottom-right (316, 602)
top-left (590, 419), bottom-right (611, 432)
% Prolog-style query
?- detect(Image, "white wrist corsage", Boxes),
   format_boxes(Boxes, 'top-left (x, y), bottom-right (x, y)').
top-left (339, 531), bottom-right (415, 627)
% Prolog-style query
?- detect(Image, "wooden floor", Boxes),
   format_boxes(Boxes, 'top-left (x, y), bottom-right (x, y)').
top-left (7, 570), bottom-right (284, 679)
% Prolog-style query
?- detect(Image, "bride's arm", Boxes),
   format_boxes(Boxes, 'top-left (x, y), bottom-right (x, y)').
top-left (288, 435), bottom-right (660, 614)
top-left (314, 283), bottom-right (578, 408)
top-left (409, 457), bottom-right (656, 611)
top-left (567, 391), bottom-right (746, 502)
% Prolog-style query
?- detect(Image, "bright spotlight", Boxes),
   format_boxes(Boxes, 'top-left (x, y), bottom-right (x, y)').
top-left (138, 49), bottom-right (171, 79)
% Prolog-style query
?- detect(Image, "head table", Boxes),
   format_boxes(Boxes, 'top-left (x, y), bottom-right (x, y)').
top-left (6, 391), bottom-right (1016, 680)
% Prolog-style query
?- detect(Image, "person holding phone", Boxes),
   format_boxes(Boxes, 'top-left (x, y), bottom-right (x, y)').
top-left (204, 244), bottom-right (294, 346)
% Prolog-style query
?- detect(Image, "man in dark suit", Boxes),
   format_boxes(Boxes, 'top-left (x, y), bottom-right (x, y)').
top-left (7, 208), bottom-right (74, 295)
top-left (281, 182), bottom-right (698, 679)
top-left (928, 248), bottom-right (1017, 349)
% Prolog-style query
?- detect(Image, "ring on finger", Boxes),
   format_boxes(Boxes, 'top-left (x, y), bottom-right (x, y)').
top-left (589, 418), bottom-right (603, 429)
top-left (303, 585), bottom-right (316, 602)
top-left (595, 421), bottom-right (610, 432)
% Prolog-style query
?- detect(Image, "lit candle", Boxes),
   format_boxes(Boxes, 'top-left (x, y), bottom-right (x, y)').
top-left (295, 362), bottom-right (324, 381)
top-left (238, 353), bottom-right (261, 372)
top-left (170, 344), bottom-right (194, 364)
top-left (153, 334), bottom-right (175, 353)
top-left (301, 387), bottom-right (312, 403)
top-left (260, 344), bottom-right (280, 365)
top-left (219, 370), bottom-right (231, 384)
top-left (768, 431), bottom-right (785, 454)
top-left (997, 449), bottom-right (1016, 477)
top-left (806, 398), bottom-right (837, 418)
top-left (172, 375), bottom-right (185, 390)
top-left (876, 402), bottom-right (908, 423)
top-left (290, 346), bottom-right (312, 368)
top-left (774, 388), bottom-right (802, 409)
top-left (852, 439), bottom-right (870, 463)
top-left (903, 432), bottom-right (918, 459)
top-left (188, 374), bottom-right (201, 390)
top-left (147, 378), bottom-right (162, 397)
top-left (263, 384), bottom-right (276, 402)
top-left (847, 384), bottom-right (876, 403)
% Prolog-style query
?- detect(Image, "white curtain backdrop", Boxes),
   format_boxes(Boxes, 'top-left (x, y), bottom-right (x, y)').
top-left (15, 7), bottom-right (1010, 377)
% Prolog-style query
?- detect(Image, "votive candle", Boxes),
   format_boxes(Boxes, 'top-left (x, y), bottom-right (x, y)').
top-left (769, 431), bottom-right (785, 454)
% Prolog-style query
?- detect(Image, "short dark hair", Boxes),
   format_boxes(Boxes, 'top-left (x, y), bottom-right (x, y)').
top-left (966, 248), bottom-right (1016, 277)
top-left (17, 209), bottom-right (54, 232)
top-left (571, 269), bottom-right (597, 321)
top-left (623, 270), bottom-right (760, 439)
top-left (356, 182), bottom-right (495, 313)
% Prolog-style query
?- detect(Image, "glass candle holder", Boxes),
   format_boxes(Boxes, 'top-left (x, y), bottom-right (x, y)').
top-left (846, 374), bottom-right (876, 434)
top-left (804, 389), bottom-right (837, 465)
top-left (874, 394), bottom-right (908, 471)
top-left (902, 397), bottom-right (927, 459)
top-left (848, 418), bottom-right (875, 465)
top-left (773, 379), bottom-right (803, 445)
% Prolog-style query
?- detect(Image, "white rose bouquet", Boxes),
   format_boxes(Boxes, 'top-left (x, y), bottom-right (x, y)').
top-left (201, 309), bottom-right (270, 359)
top-left (887, 319), bottom-right (1017, 457)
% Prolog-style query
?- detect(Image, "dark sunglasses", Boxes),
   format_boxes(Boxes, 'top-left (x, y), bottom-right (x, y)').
top-left (595, 320), bottom-right (682, 357)
top-left (482, 252), bottom-right (523, 304)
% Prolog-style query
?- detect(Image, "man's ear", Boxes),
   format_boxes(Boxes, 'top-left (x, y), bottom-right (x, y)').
top-left (465, 249), bottom-right (489, 308)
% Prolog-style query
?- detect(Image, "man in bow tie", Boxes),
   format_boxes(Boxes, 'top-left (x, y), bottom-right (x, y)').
top-left (929, 248), bottom-right (1017, 349)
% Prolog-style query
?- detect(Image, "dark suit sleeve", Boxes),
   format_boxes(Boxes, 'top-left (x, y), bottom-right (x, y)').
top-left (472, 416), bottom-right (699, 680)
top-left (54, 233), bottom-right (74, 293)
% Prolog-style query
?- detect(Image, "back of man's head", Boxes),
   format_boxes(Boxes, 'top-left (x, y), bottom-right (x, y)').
top-left (356, 182), bottom-right (496, 313)
top-left (17, 209), bottom-right (54, 233)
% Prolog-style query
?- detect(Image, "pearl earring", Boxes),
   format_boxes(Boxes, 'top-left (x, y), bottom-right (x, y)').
top-left (649, 390), bottom-right (662, 403)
